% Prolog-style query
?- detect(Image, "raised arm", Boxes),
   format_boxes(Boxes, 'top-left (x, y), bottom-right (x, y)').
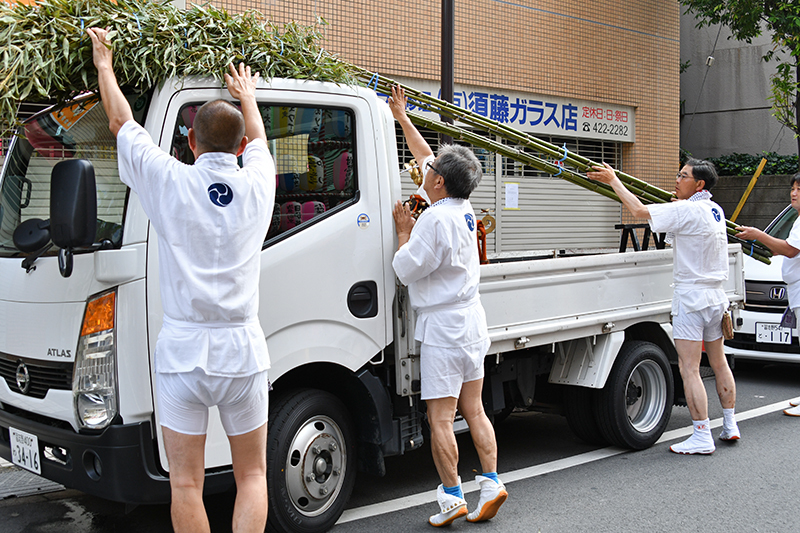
top-left (224, 62), bottom-right (266, 145)
top-left (587, 163), bottom-right (651, 219)
top-left (735, 226), bottom-right (800, 258)
top-left (388, 85), bottom-right (434, 164)
top-left (87, 28), bottom-right (134, 137)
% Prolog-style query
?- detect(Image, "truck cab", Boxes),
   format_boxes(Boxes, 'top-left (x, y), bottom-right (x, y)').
top-left (0, 78), bottom-right (402, 532)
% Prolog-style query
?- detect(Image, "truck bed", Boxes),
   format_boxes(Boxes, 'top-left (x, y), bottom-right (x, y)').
top-left (480, 244), bottom-right (745, 353)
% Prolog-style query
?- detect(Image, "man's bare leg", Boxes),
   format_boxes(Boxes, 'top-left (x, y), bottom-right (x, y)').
top-left (457, 379), bottom-right (497, 473)
top-left (675, 339), bottom-right (707, 420)
top-left (228, 423), bottom-right (268, 533)
top-left (671, 339), bottom-right (715, 454)
top-left (162, 427), bottom-right (210, 533)
top-left (705, 337), bottom-right (736, 409)
top-left (425, 396), bottom-right (460, 487)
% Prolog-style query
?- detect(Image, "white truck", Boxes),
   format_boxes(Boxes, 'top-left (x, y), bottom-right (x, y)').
top-left (725, 205), bottom-right (799, 362)
top-left (0, 77), bottom-right (745, 532)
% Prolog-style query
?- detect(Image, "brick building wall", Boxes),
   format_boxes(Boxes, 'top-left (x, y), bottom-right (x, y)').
top-left (205, 0), bottom-right (680, 196)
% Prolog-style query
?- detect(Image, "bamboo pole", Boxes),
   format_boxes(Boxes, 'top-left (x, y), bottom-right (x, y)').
top-left (410, 112), bottom-right (772, 264)
top-left (356, 70), bottom-right (772, 263)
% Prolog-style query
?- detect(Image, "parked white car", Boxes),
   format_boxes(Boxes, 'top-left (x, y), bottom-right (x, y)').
top-left (725, 205), bottom-right (800, 362)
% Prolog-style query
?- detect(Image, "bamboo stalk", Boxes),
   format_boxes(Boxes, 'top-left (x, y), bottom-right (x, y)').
top-left (408, 111), bottom-right (774, 262)
top-left (359, 72), bottom-right (772, 262)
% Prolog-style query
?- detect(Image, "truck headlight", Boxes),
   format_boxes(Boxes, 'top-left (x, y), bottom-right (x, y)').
top-left (73, 291), bottom-right (118, 430)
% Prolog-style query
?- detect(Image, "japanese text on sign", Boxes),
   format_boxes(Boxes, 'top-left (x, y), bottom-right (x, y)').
top-left (383, 79), bottom-right (635, 142)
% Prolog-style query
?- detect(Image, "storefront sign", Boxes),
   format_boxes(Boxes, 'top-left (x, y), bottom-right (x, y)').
top-left (389, 77), bottom-right (635, 143)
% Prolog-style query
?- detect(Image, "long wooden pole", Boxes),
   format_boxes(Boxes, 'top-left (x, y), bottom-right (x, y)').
top-left (354, 68), bottom-right (772, 263)
top-left (730, 157), bottom-right (767, 223)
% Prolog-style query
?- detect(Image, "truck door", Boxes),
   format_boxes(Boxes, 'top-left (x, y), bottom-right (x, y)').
top-left (149, 85), bottom-right (391, 470)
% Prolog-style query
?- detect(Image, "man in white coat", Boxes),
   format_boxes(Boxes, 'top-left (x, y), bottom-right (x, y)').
top-left (588, 159), bottom-right (740, 455)
top-left (388, 86), bottom-right (508, 526)
top-left (88, 28), bottom-right (275, 533)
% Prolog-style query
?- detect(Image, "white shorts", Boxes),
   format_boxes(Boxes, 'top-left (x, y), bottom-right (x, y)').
top-left (420, 338), bottom-right (490, 400)
top-left (672, 301), bottom-right (725, 342)
top-left (155, 368), bottom-right (268, 436)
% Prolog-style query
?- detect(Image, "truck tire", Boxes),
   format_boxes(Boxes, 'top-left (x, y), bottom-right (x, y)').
top-left (563, 385), bottom-right (608, 445)
top-left (267, 389), bottom-right (356, 533)
top-left (594, 340), bottom-right (673, 450)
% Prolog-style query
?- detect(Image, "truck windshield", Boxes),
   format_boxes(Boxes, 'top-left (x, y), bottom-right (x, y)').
top-left (766, 206), bottom-right (798, 241)
top-left (0, 93), bottom-right (149, 258)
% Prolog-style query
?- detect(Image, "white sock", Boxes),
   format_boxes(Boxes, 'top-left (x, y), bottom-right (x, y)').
top-left (722, 408), bottom-right (736, 428)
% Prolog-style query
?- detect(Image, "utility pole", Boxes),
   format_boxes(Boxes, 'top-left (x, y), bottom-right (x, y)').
top-left (440, 0), bottom-right (454, 145)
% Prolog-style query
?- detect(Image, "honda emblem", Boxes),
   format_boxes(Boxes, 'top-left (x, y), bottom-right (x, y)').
top-left (769, 286), bottom-right (786, 300)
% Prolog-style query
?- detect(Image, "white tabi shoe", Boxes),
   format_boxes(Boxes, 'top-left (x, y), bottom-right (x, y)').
top-left (428, 482), bottom-right (467, 527)
top-left (719, 424), bottom-right (741, 441)
top-left (466, 475), bottom-right (508, 522)
top-left (669, 432), bottom-right (715, 455)
top-left (784, 404), bottom-right (800, 417)
top-left (789, 398), bottom-right (800, 408)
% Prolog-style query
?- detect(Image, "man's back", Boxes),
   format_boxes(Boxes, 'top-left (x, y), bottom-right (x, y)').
top-left (117, 121), bottom-right (275, 323)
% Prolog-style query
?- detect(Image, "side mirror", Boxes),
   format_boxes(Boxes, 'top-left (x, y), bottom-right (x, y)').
top-left (50, 159), bottom-right (97, 249)
top-left (13, 218), bottom-right (50, 252)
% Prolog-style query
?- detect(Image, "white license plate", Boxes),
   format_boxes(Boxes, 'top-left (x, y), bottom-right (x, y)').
top-left (755, 323), bottom-right (792, 345)
top-left (9, 427), bottom-right (41, 475)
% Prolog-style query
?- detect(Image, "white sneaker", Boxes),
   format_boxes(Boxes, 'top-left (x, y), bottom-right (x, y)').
top-left (466, 475), bottom-right (508, 522)
top-left (784, 404), bottom-right (800, 417)
top-left (428, 482), bottom-right (467, 527)
top-left (670, 432), bottom-right (715, 455)
top-left (789, 398), bottom-right (800, 407)
top-left (719, 424), bottom-right (740, 441)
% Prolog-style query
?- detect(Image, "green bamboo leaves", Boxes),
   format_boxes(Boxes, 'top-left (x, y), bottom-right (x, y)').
top-left (0, 0), bottom-right (354, 135)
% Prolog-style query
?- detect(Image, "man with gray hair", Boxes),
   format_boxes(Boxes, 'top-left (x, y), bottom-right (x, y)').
top-left (388, 86), bottom-right (507, 526)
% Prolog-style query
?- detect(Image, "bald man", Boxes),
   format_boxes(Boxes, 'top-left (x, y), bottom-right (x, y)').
top-left (88, 28), bottom-right (276, 533)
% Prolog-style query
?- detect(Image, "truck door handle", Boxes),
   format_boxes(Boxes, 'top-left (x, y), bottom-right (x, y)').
top-left (348, 281), bottom-right (378, 318)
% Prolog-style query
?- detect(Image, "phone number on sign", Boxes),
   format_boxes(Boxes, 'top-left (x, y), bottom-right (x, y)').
top-left (582, 122), bottom-right (629, 136)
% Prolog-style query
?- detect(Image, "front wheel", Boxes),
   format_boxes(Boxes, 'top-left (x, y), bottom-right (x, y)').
top-left (267, 389), bottom-right (356, 533)
top-left (594, 340), bottom-right (673, 450)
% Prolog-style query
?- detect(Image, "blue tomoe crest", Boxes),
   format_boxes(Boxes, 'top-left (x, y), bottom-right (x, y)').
top-left (208, 183), bottom-right (234, 207)
top-left (465, 213), bottom-right (475, 231)
top-left (711, 207), bottom-right (721, 222)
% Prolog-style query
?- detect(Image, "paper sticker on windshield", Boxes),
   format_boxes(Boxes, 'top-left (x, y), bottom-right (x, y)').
top-left (51, 99), bottom-right (99, 132)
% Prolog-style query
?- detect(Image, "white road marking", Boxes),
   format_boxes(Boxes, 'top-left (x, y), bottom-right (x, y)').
top-left (337, 398), bottom-right (793, 524)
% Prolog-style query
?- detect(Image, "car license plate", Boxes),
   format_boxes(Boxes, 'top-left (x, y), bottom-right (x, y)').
top-left (755, 323), bottom-right (792, 345)
top-left (9, 427), bottom-right (40, 475)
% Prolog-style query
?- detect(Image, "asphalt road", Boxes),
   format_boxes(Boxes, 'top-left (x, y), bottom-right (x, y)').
top-left (2, 360), bottom-right (799, 533)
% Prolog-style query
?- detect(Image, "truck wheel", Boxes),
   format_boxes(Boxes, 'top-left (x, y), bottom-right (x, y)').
top-left (267, 389), bottom-right (356, 533)
top-left (563, 385), bottom-right (608, 445)
top-left (594, 341), bottom-right (673, 450)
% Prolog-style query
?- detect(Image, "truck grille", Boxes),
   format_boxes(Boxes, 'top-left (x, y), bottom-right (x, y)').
top-left (744, 280), bottom-right (788, 314)
top-left (0, 353), bottom-right (73, 399)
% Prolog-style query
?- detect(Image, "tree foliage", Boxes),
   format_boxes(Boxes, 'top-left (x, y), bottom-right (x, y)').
top-left (681, 0), bottom-right (800, 157)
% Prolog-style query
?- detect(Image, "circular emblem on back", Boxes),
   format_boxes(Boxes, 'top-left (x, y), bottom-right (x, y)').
top-left (208, 183), bottom-right (234, 207)
top-left (16, 362), bottom-right (30, 395)
top-left (465, 213), bottom-right (475, 232)
top-left (711, 207), bottom-right (721, 222)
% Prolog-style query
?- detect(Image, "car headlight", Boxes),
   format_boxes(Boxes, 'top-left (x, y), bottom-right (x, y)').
top-left (73, 290), bottom-right (118, 430)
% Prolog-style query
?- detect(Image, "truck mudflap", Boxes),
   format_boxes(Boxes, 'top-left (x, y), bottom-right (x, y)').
top-left (0, 409), bottom-right (232, 504)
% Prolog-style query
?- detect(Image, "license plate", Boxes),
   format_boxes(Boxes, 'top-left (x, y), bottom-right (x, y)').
top-left (9, 427), bottom-right (40, 474)
top-left (755, 323), bottom-right (792, 345)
